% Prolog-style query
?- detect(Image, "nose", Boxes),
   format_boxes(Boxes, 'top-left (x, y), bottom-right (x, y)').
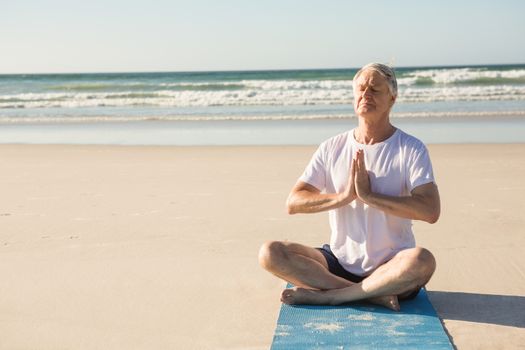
top-left (362, 86), bottom-right (373, 98)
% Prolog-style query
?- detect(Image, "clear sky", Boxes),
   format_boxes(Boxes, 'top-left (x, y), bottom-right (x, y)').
top-left (2, 0), bottom-right (524, 73)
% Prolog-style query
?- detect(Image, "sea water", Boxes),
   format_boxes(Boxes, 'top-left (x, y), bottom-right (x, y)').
top-left (1, 64), bottom-right (524, 145)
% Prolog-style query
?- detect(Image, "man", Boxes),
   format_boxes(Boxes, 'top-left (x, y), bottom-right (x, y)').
top-left (258, 63), bottom-right (440, 311)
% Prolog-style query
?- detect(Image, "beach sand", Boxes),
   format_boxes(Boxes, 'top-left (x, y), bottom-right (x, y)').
top-left (0, 144), bottom-right (523, 349)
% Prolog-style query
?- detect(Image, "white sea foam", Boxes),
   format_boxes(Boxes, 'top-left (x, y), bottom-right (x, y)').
top-left (398, 85), bottom-right (525, 102)
top-left (1, 83), bottom-right (525, 110)
top-left (240, 79), bottom-right (353, 90)
top-left (1, 110), bottom-right (524, 124)
top-left (398, 68), bottom-right (525, 85)
top-left (0, 114), bottom-right (349, 124)
top-left (2, 67), bottom-right (525, 126)
top-left (0, 88), bottom-right (352, 108)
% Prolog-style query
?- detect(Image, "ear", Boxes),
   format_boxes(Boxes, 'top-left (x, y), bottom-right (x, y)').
top-left (390, 94), bottom-right (396, 107)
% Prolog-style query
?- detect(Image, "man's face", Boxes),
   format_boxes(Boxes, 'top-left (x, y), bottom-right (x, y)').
top-left (353, 70), bottom-right (396, 118)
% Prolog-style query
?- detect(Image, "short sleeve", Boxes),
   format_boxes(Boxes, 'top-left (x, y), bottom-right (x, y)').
top-left (407, 143), bottom-right (435, 192)
top-left (299, 144), bottom-right (327, 192)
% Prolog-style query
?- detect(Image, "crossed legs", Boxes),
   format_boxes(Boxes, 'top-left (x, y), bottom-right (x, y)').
top-left (258, 241), bottom-right (436, 311)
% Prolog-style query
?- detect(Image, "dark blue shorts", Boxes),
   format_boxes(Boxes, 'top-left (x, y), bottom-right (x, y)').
top-left (316, 244), bottom-right (420, 301)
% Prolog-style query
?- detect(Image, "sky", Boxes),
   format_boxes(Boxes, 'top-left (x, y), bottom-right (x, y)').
top-left (1, 0), bottom-right (524, 73)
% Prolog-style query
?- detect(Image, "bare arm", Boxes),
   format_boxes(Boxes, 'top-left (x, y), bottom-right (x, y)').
top-left (354, 150), bottom-right (441, 223)
top-left (287, 156), bottom-right (360, 214)
top-left (359, 182), bottom-right (440, 223)
top-left (287, 149), bottom-right (440, 222)
top-left (286, 181), bottom-right (351, 214)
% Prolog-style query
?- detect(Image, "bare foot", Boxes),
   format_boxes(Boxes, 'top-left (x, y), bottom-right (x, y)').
top-left (368, 295), bottom-right (400, 311)
top-left (281, 287), bottom-right (401, 311)
top-left (281, 287), bottom-right (332, 305)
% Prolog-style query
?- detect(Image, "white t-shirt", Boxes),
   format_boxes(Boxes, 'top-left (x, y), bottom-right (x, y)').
top-left (299, 128), bottom-right (435, 276)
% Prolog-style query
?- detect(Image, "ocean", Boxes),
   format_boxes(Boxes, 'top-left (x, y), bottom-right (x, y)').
top-left (1, 64), bottom-right (525, 145)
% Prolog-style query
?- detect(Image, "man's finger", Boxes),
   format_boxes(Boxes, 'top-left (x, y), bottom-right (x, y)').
top-left (356, 150), bottom-right (365, 172)
top-left (352, 158), bottom-right (358, 187)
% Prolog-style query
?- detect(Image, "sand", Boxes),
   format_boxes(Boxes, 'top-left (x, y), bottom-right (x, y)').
top-left (0, 144), bottom-right (523, 349)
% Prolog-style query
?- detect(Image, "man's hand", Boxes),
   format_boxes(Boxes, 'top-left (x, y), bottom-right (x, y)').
top-left (351, 149), bottom-right (440, 223)
top-left (354, 149), bottom-right (372, 201)
top-left (288, 149), bottom-right (440, 223)
top-left (339, 156), bottom-right (358, 205)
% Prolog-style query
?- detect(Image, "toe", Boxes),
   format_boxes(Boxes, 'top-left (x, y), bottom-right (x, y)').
top-left (389, 297), bottom-right (401, 311)
top-left (280, 289), bottom-right (294, 304)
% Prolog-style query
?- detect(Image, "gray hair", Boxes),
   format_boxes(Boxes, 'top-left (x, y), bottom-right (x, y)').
top-left (352, 63), bottom-right (398, 98)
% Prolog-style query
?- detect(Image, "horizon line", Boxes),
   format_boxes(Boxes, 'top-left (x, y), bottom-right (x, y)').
top-left (1, 62), bottom-right (525, 76)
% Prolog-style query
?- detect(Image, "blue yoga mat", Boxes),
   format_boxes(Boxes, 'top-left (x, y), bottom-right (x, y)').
top-left (271, 287), bottom-right (453, 349)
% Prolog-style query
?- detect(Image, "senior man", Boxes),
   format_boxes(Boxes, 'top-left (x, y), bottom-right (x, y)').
top-left (259, 63), bottom-right (440, 311)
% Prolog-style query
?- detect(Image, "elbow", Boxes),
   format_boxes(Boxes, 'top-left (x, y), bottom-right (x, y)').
top-left (286, 195), bottom-right (297, 215)
top-left (426, 215), bottom-right (439, 224)
top-left (426, 209), bottom-right (440, 224)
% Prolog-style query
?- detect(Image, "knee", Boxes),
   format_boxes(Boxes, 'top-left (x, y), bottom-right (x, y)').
top-left (401, 247), bottom-right (436, 284)
top-left (258, 241), bottom-right (287, 271)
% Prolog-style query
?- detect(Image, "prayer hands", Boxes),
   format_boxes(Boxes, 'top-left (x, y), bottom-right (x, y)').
top-left (353, 150), bottom-right (372, 202)
top-left (342, 157), bottom-right (358, 204)
top-left (341, 149), bottom-right (371, 205)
